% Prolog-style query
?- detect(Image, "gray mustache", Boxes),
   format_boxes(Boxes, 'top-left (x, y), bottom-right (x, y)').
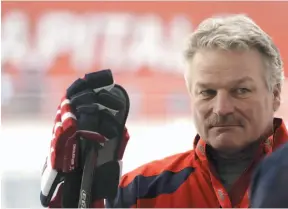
top-left (207, 114), bottom-right (242, 127)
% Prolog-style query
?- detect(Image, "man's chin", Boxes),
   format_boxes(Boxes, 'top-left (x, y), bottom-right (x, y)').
top-left (210, 133), bottom-right (246, 153)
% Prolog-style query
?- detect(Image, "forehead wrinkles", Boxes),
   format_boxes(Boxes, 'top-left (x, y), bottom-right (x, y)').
top-left (192, 65), bottom-right (251, 89)
top-left (189, 49), bottom-right (266, 89)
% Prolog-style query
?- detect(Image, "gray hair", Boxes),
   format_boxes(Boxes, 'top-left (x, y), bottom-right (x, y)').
top-left (183, 14), bottom-right (284, 92)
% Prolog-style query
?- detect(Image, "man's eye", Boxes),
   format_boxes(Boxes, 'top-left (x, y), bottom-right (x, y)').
top-left (235, 88), bottom-right (251, 95)
top-left (200, 89), bottom-right (216, 97)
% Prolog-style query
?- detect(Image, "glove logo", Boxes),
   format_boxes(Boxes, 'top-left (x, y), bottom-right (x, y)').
top-left (69, 143), bottom-right (77, 171)
top-left (79, 190), bottom-right (87, 208)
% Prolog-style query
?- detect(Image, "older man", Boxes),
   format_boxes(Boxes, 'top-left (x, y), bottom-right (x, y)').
top-left (40, 14), bottom-right (287, 208)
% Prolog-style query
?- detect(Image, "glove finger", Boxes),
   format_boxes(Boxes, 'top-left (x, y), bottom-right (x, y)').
top-left (85, 69), bottom-right (114, 92)
top-left (76, 109), bottom-right (100, 133)
top-left (71, 89), bottom-right (124, 114)
top-left (67, 69), bottom-right (114, 102)
top-left (66, 78), bottom-right (88, 98)
top-left (97, 89), bottom-right (125, 111)
top-left (70, 89), bottom-right (96, 109)
top-left (76, 107), bottom-right (119, 141)
top-left (98, 109), bottom-right (121, 139)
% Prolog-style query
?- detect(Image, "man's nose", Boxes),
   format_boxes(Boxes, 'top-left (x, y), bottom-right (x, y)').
top-left (213, 91), bottom-right (235, 116)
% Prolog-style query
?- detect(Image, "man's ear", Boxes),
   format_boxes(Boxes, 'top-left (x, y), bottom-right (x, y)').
top-left (273, 83), bottom-right (281, 112)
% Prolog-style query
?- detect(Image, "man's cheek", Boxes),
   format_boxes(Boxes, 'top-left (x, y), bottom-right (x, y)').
top-left (193, 110), bottom-right (204, 126)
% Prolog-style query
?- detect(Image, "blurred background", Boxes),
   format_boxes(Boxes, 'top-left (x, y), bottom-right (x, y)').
top-left (1, 1), bottom-right (288, 208)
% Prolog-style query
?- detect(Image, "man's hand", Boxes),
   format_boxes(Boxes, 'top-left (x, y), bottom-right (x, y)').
top-left (40, 69), bottom-right (130, 208)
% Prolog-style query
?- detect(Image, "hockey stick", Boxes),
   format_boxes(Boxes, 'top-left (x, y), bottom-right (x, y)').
top-left (78, 138), bottom-right (100, 208)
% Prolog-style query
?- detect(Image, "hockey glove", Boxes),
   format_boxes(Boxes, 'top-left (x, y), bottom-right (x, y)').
top-left (40, 69), bottom-right (130, 208)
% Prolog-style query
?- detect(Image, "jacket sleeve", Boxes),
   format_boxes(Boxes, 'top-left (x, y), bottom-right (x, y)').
top-left (105, 174), bottom-right (138, 208)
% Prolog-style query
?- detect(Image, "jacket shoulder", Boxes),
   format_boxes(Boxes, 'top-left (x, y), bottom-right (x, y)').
top-left (109, 150), bottom-right (198, 208)
top-left (120, 149), bottom-right (196, 187)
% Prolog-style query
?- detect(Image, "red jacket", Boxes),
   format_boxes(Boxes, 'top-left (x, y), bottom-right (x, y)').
top-left (50, 118), bottom-right (288, 208)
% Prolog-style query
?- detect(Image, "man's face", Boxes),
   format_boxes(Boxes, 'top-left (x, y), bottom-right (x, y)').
top-left (188, 49), bottom-right (280, 153)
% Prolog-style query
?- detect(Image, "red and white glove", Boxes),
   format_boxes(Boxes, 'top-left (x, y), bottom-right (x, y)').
top-left (40, 69), bottom-right (130, 208)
